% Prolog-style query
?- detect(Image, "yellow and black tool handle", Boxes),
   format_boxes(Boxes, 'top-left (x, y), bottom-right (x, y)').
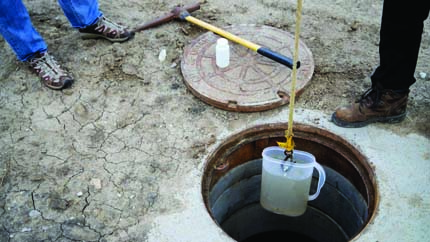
top-left (257, 47), bottom-right (299, 69)
top-left (181, 13), bottom-right (300, 69)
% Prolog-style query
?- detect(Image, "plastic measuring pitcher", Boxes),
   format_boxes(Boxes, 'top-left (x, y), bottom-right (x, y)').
top-left (260, 146), bottom-right (326, 216)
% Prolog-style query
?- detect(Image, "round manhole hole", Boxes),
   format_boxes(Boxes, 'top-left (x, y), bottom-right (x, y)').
top-left (181, 25), bottom-right (314, 112)
top-left (202, 123), bottom-right (378, 242)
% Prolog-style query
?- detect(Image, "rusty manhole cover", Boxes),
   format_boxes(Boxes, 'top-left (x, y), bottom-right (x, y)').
top-left (181, 24), bottom-right (314, 112)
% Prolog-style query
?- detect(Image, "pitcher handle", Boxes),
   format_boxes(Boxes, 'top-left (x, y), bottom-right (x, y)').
top-left (308, 163), bottom-right (326, 201)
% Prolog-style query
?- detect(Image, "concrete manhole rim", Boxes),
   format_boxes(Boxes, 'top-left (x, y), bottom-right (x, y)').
top-left (201, 123), bottom-right (379, 241)
top-left (181, 24), bottom-right (315, 112)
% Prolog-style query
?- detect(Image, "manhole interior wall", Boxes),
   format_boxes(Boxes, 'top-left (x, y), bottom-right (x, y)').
top-left (202, 123), bottom-right (378, 242)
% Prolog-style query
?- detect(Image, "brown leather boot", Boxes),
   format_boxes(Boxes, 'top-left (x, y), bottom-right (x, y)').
top-left (331, 85), bottom-right (409, 128)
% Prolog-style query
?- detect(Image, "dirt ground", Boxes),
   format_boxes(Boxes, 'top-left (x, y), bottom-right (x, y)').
top-left (0, 0), bottom-right (429, 241)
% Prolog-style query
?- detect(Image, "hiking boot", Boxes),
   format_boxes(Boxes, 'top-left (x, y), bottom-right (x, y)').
top-left (28, 52), bottom-right (74, 90)
top-left (79, 16), bottom-right (133, 42)
top-left (331, 85), bottom-right (409, 128)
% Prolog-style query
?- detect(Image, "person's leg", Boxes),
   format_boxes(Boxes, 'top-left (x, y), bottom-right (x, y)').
top-left (331, 1), bottom-right (430, 128)
top-left (0, 0), bottom-right (47, 61)
top-left (58, 0), bottom-right (132, 42)
top-left (371, 0), bottom-right (430, 90)
top-left (57, 0), bottom-right (102, 28)
top-left (0, 0), bottom-right (73, 90)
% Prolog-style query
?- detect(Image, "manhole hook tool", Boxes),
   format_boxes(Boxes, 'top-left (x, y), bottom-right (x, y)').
top-left (133, 3), bottom-right (299, 70)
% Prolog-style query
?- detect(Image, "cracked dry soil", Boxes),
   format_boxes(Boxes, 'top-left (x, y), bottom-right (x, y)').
top-left (0, 0), bottom-right (429, 241)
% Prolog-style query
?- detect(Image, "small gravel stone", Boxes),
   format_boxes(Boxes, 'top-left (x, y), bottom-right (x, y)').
top-left (159, 49), bottom-right (167, 62)
top-left (29, 210), bottom-right (41, 218)
top-left (90, 178), bottom-right (102, 190)
top-left (21, 227), bottom-right (32, 232)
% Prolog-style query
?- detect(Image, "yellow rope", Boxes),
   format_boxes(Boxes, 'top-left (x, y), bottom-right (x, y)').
top-left (278, 0), bottom-right (303, 152)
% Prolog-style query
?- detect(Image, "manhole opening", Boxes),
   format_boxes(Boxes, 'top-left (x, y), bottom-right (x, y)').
top-left (202, 123), bottom-right (378, 242)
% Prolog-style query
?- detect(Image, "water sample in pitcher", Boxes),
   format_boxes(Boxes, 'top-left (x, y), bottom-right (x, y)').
top-left (260, 147), bottom-right (326, 217)
top-left (260, 159), bottom-right (312, 216)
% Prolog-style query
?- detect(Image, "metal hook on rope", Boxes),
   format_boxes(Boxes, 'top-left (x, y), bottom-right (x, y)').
top-left (277, 133), bottom-right (295, 162)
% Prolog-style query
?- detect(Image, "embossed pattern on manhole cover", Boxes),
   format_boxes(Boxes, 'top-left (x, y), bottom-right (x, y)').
top-left (181, 24), bottom-right (314, 112)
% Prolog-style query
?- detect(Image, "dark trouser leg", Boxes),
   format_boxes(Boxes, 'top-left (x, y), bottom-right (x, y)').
top-left (371, 0), bottom-right (430, 91)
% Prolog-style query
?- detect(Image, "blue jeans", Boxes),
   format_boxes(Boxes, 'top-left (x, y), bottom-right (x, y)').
top-left (0, 0), bottom-right (102, 61)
